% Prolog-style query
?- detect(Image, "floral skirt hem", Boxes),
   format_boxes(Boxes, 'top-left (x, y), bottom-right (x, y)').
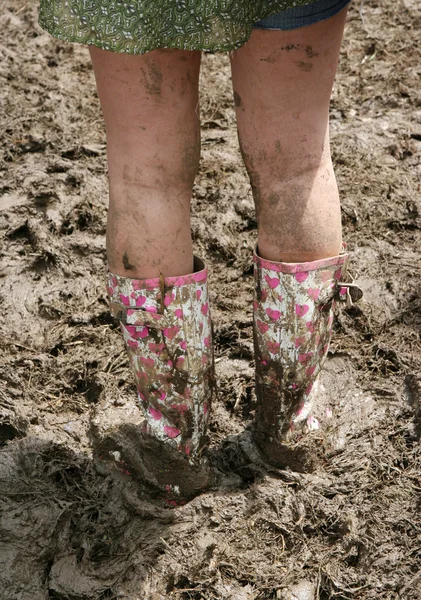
top-left (38, 0), bottom-right (320, 55)
top-left (37, 20), bottom-right (253, 55)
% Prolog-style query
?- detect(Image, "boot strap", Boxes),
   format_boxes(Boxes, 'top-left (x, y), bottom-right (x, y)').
top-left (336, 282), bottom-right (363, 308)
top-left (109, 301), bottom-right (174, 330)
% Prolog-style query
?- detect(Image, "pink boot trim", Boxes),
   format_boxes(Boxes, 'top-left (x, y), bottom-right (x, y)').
top-left (107, 257), bottom-right (207, 303)
top-left (254, 250), bottom-right (348, 275)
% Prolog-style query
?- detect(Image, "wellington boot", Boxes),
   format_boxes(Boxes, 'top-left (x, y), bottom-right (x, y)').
top-left (253, 248), bottom-right (362, 472)
top-left (101, 257), bottom-right (215, 502)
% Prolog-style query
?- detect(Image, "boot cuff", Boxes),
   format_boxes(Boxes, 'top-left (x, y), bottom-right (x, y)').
top-left (107, 256), bottom-right (207, 302)
top-left (254, 248), bottom-right (348, 274)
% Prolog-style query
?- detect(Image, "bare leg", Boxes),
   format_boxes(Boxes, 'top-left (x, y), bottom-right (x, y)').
top-left (230, 9), bottom-right (348, 263)
top-left (89, 46), bottom-right (201, 278)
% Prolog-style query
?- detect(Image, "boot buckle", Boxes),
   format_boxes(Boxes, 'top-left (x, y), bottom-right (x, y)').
top-left (336, 282), bottom-right (363, 308)
top-left (109, 301), bottom-right (172, 329)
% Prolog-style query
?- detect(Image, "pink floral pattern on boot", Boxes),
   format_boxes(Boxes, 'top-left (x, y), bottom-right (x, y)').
top-left (253, 249), bottom-right (350, 465)
top-left (107, 257), bottom-right (214, 463)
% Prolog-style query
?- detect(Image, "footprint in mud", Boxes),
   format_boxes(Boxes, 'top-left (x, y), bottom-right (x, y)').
top-left (0, 438), bottom-right (175, 600)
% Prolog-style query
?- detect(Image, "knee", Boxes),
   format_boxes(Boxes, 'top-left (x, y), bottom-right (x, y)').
top-left (240, 135), bottom-right (330, 189)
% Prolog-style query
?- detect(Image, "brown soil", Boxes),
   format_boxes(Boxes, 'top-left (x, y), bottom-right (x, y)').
top-left (1, 1), bottom-right (420, 599)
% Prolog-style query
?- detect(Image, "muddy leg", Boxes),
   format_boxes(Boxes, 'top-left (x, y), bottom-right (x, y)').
top-left (229, 11), bottom-right (364, 471)
top-left (89, 46), bottom-right (201, 278)
top-left (229, 9), bottom-right (348, 262)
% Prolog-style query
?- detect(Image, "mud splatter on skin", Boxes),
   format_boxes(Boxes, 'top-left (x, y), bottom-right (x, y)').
top-left (268, 192), bottom-right (280, 207)
top-left (295, 61), bottom-right (313, 72)
top-left (305, 45), bottom-right (318, 59)
top-left (259, 56), bottom-right (275, 64)
top-left (280, 44), bottom-right (318, 58)
top-left (122, 252), bottom-right (135, 271)
top-left (181, 129), bottom-right (201, 186)
top-left (257, 148), bottom-right (268, 163)
top-left (148, 61), bottom-right (163, 95)
top-left (106, 207), bottom-right (132, 272)
top-left (282, 44), bottom-right (300, 52)
top-left (141, 60), bottom-right (163, 96)
top-left (237, 136), bottom-right (263, 222)
top-left (261, 44), bottom-right (319, 64)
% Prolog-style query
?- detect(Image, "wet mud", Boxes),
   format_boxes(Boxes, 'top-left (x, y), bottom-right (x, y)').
top-left (1, 1), bottom-right (421, 599)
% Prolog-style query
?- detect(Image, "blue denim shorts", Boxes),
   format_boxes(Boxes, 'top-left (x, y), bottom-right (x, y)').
top-left (253, 0), bottom-right (351, 30)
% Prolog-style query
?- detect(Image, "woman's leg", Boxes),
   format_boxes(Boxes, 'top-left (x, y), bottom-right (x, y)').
top-left (89, 48), bottom-right (215, 501)
top-left (89, 46), bottom-right (201, 278)
top-left (229, 8), bottom-right (348, 263)
top-left (230, 10), bottom-right (362, 471)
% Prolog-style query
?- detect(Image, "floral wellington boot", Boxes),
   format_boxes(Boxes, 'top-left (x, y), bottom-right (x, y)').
top-left (105, 257), bottom-right (214, 501)
top-left (253, 248), bottom-right (362, 471)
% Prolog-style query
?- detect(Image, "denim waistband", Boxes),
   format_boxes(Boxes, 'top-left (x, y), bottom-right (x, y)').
top-left (253, 0), bottom-right (351, 30)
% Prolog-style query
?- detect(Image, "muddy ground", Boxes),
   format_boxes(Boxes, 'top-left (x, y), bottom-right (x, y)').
top-left (1, 0), bottom-right (420, 598)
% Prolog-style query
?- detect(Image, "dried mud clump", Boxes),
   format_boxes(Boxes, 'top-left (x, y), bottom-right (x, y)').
top-left (1, 0), bottom-right (420, 599)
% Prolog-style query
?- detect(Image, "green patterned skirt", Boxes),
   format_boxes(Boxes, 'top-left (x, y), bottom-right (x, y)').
top-left (38, 0), bottom-right (319, 55)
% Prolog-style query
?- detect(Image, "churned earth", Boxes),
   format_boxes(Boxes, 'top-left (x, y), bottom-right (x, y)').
top-left (0, 0), bottom-right (420, 599)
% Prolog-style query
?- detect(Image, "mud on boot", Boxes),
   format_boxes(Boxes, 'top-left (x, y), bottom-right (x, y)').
top-left (253, 248), bottom-right (363, 472)
top-left (99, 256), bottom-right (215, 503)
